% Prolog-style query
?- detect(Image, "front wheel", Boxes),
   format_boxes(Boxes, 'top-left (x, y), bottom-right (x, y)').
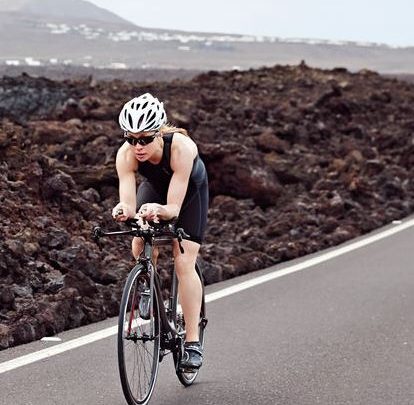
top-left (118, 264), bottom-right (161, 405)
top-left (173, 260), bottom-right (207, 387)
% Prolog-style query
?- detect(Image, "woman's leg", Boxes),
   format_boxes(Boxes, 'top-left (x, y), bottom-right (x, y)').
top-left (132, 237), bottom-right (158, 263)
top-left (172, 239), bottom-right (202, 342)
top-left (132, 237), bottom-right (144, 259)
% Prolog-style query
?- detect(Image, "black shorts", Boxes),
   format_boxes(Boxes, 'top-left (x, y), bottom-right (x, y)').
top-left (136, 179), bottom-right (209, 245)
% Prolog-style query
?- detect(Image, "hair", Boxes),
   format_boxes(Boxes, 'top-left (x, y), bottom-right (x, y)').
top-left (159, 123), bottom-right (189, 137)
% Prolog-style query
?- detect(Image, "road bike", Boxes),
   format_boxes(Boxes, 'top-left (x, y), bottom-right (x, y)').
top-left (93, 218), bottom-right (208, 405)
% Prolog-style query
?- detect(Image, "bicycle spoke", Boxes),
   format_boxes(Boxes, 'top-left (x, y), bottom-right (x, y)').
top-left (132, 345), bottom-right (138, 397)
top-left (136, 347), bottom-right (143, 399)
top-left (141, 342), bottom-right (155, 358)
top-left (139, 343), bottom-right (150, 389)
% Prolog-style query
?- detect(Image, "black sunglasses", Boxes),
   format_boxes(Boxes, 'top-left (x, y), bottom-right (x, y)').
top-left (123, 131), bottom-right (158, 146)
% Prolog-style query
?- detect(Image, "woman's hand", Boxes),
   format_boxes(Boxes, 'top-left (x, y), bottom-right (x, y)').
top-left (138, 203), bottom-right (171, 222)
top-left (112, 202), bottom-right (135, 222)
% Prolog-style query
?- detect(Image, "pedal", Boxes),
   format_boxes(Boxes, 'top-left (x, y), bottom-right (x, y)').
top-left (178, 366), bottom-right (198, 373)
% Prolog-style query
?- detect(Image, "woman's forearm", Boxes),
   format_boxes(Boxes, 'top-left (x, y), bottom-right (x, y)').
top-left (162, 204), bottom-right (180, 219)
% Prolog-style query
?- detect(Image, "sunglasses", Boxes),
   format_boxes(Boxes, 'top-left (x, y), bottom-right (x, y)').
top-left (123, 131), bottom-right (159, 146)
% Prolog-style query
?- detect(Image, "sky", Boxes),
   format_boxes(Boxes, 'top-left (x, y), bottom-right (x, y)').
top-left (87, 0), bottom-right (414, 47)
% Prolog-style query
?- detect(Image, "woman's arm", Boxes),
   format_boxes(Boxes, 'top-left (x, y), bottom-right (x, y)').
top-left (165, 141), bottom-right (194, 218)
top-left (112, 143), bottom-right (138, 220)
top-left (164, 133), bottom-right (197, 217)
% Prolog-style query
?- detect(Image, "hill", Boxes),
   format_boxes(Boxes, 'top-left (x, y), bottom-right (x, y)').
top-left (0, 0), bottom-right (414, 73)
top-left (0, 0), bottom-right (129, 23)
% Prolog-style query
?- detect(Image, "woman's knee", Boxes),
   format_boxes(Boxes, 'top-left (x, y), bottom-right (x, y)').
top-left (132, 237), bottom-right (159, 261)
top-left (173, 240), bottom-right (199, 273)
top-left (174, 254), bottom-right (196, 272)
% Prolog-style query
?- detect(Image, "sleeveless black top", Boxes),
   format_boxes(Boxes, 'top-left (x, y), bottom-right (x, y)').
top-left (137, 133), bottom-right (207, 195)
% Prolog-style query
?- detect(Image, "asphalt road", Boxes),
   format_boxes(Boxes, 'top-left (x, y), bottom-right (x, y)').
top-left (1, 220), bottom-right (413, 405)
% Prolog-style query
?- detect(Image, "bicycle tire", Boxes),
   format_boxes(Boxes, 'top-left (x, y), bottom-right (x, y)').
top-left (118, 264), bottom-right (161, 405)
top-left (173, 260), bottom-right (207, 387)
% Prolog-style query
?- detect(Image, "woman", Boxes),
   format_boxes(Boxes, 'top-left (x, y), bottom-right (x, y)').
top-left (112, 93), bottom-right (208, 370)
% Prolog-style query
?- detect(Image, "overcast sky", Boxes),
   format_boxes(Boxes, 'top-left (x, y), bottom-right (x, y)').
top-left (88, 0), bottom-right (413, 47)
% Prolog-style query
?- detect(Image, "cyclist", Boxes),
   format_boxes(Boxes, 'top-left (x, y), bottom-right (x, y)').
top-left (112, 93), bottom-right (208, 370)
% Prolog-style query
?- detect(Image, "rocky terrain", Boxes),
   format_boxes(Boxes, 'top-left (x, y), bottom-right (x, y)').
top-left (0, 65), bottom-right (200, 83)
top-left (0, 63), bottom-right (413, 349)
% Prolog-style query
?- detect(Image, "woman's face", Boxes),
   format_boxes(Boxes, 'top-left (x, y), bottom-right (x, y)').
top-left (124, 130), bottom-right (161, 162)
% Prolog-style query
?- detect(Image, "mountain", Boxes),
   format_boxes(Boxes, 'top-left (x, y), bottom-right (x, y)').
top-left (0, 0), bottom-right (129, 23)
top-left (0, 0), bottom-right (413, 73)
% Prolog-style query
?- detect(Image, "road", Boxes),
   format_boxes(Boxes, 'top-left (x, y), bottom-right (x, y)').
top-left (1, 219), bottom-right (414, 405)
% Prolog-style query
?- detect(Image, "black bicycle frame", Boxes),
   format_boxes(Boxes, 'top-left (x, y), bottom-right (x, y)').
top-left (139, 238), bottom-right (183, 353)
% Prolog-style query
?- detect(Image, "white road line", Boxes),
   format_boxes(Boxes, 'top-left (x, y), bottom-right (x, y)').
top-left (1, 218), bottom-right (413, 374)
top-left (0, 327), bottom-right (117, 374)
top-left (206, 217), bottom-right (414, 302)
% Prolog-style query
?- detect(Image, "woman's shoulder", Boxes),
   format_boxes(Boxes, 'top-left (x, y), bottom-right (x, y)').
top-left (116, 142), bottom-right (138, 171)
top-left (170, 132), bottom-right (198, 158)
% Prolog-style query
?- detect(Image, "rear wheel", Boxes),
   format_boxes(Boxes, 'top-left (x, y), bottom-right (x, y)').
top-left (118, 265), bottom-right (160, 405)
top-left (173, 261), bottom-right (207, 386)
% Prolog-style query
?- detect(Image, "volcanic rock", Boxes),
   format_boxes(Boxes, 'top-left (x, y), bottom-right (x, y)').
top-left (0, 64), bottom-right (414, 348)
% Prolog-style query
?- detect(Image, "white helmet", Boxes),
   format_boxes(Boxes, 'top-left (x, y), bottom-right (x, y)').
top-left (118, 93), bottom-right (167, 132)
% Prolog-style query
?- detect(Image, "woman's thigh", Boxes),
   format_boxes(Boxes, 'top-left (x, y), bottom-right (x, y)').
top-left (177, 181), bottom-right (209, 245)
top-left (136, 181), bottom-right (165, 209)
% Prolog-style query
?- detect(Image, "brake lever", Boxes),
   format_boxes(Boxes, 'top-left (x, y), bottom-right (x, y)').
top-left (176, 228), bottom-right (190, 254)
top-left (92, 226), bottom-right (104, 251)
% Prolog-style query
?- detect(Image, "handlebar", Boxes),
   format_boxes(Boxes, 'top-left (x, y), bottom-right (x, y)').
top-left (92, 217), bottom-right (190, 253)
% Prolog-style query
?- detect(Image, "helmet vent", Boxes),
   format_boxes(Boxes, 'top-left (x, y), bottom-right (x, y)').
top-left (137, 114), bottom-right (144, 129)
top-left (145, 118), bottom-right (156, 130)
top-left (147, 111), bottom-right (156, 123)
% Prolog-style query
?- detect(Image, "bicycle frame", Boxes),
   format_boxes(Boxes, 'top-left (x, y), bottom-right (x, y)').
top-left (137, 238), bottom-right (184, 356)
